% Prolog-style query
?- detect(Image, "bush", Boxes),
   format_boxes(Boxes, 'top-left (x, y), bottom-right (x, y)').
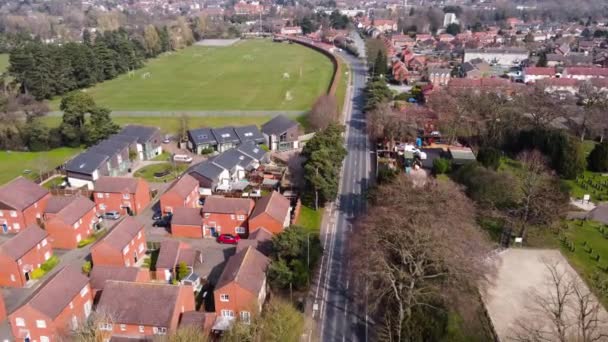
top-left (82, 261), bottom-right (92, 274)
top-left (477, 147), bottom-right (501, 170)
top-left (177, 261), bottom-right (190, 281)
top-left (41, 255), bottom-right (59, 272)
top-left (200, 147), bottom-right (214, 155)
top-left (588, 142), bottom-right (608, 172)
top-left (31, 268), bottom-right (46, 280)
top-left (77, 237), bottom-right (95, 248)
top-left (433, 158), bottom-right (452, 174)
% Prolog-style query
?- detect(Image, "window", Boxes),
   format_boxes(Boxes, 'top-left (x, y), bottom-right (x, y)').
top-left (220, 294), bottom-right (229, 302)
top-left (42, 239), bottom-right (47, 247)
top-left (138, 243), bottom-right (144, 253)
top-left (17, 259), bottom-right (22, 265)
top-left (123, 193), bottom-right (130, 200)
top-left (0, 210), bottom-right (3, 217)
top-left (44, 251), bottom-right (51, 260)
top-left (13, 223), bottom-right (20, 230)
top-left (84, 301), bottom-right (92, 317)
top-left (240, 311), bottom-right (251, 324)
top-left (236, 227), bottom-right (246, 234)
top-left (36, 243), bottom-right (40, 250)
top-left (74, 222), bottom-right (79, 229)
top-left (10, 211), bottom-right (17, 217)
top-left (137, 231), bottom-right (142, 239)
top-left (36, 320), bottom-right (46, 328)
top-left (120, 324), bottom-right (126, 331)
top-left (153, 327), bottom-right (167, 335)
top-left (221, 310), bottom-right (234, 318)
top-left (15, 318), bottom-right (25, 327)
top-left (96, 193), bottom-right (104, 199)
top-left (123, 246), bottom-right (129, 255)
top-left (99, 204), bottom-right (106, 210)
top-left (99, 323), bottom-right (113, 331)
top-left (139, 326), bottom-right (145, 333)
top-left (204, 213), bottom-right (210, 218)
top-left (10, 274), bottom-right (15, 282)
top-left (69, 302), bottom-right (74, 309)
top-left (80, 286), bottom-right (89, 297)
top-left (76, 234), bottom-right (82, 242)
top-left (230, 214), bottom-right (235, 220)
top-left (105, 193), bottom-right (109, 198)
top-left (40, 337), bottom-right (49, 342)
top-left (237, 215), bottom-right (245, 221)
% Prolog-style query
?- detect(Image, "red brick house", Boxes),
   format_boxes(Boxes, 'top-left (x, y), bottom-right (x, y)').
top-left (89, 265), bottom-right (150, 299)
top-left (249, 192), bottom-right (291, 235)
top-left (96, 281), bottom-right (195, 339)
top-left (9, 267), bottom-right (93, 342)
top-left (155, 240), bottom-right (201, 283)
top-left (171, 208), bottom-right (203, 238)
top-left (0, 177), bottom-right (50, 234)
top-left (236, 228), bottom-right (273, 256)
top-left (0, 225), bottom-right (52, 287)
top-left (91, 217), bottom-right (146, 267)
top-left (93, 177), bottom-right (151, 216)
top-left (160, 174), bottom-right (200, 214)
top-left (202, 196), bottom-right (254, 238)
top-left (213, 246), bottom-right (269, 329)
top-left (43, 195), bottom-right (98, 249)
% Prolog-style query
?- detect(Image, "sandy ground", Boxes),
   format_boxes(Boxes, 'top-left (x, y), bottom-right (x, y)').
top-left (482, 248), bottom-right (608, 341)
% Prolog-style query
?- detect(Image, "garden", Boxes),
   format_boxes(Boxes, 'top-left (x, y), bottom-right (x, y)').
top-left (564, 171), bottom-right (608, 202)
top-left (133, 163), bottom-right (189, 183)
top-left (31, 255), bottom-right (60, 280)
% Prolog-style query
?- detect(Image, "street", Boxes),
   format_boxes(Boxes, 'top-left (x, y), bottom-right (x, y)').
top-left (312, 33), bottom-right (372, 342)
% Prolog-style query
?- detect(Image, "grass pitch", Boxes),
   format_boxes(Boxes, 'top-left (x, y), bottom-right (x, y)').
top-left (50, 39), bottom-right (334, 111)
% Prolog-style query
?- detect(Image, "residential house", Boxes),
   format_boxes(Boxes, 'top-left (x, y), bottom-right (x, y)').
top-left (0, 177), bottom-right (50, 234)
top-left (160, 174), bottom-right (200, 214)
top-left (261, 115), bottom-right (301, 151)
top-left (391, 59), bottom-right (408, 84)
top-left (179, 311), bottom-right (216, 334)
top-left (87, 139), bottom-right (131, 177)
top-left (115, 125), bottom-right (163, 161)
top-left (91, 217), bottom-right (146, 267)
top-left (280, 26), bottom-right (302, 35)
top-left (211, 127), bottom-right (241, 153)
top-left (391, 34), bottom-right (415, 49)
top-left (234, 0), bottom-right (263, 15)
top-left (9, 267), bottom-right (93, 342)
top-left (547, 53), bottom-right (594, 67)
top-left (213, 246), bottom-right (269, 329)
top-left (428, 68), bottom-right (451, 86)
top-left (96, 281), bottom-right (195, 338)
top-left (563, 67), bottom-right (608, 80)
top-left (187, 128), bottom-right (217, 154)
top-left (249, 192), bottom-right (291, 235)
top-left (65, 151), bottom-right (112, 190)
top-left (43, 195), bottom-right (98, 249)
top-left (463, 48), bottom-right (529, 66)
top-left (236, 140), bottom-right (268, 163)
top-left (211, 149), bottom-right (256, 184)
top-left (189, 162), bottom-right (230, 192)
top-left (171, 208), bottom-right (203, 238)
top-left (89, 266), bottom-right (150, 299)
top-left (234, 125), bottom-right (266, 145)
top-left (523, 67), bottom-right (556, 83)
top-left (0, 225), bottom-right (52, 287)
top-left (236, 228), bottom-right (273, 256)
top-left (202, 196), bottom-right (255, 237)
top-left (93, 177), bottom-right (151, 216)
top-left (540, 78), bottom-right (580, 97)
top-left (367, 19), bottom-right (397, 33)
top-left (155, 240), bottom-right (201, 282)
top-left (415, 34), bottom-right (433, 42)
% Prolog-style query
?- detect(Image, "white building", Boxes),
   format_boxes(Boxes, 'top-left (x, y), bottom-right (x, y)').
top-left (443, 13), bottom-right (458, 27)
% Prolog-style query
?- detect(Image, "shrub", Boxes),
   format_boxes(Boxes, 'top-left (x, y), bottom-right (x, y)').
top-left (588, 142), bottom-right (608, 172)
top-left (177, 261), bottom-right (190, 281)
top-left (31, 268), bottom-right (46, 280)
top-left (41, 255), bottom-right (59, 272)
top-left (82, 261), bottom-right (92, 274)
top-left (477, 147), bottom-right (501, 170)
top-left (78, 237), bottom-right (95, 248)
top-left (433, 158), bottom-right (452, 174)
top-left (200, 147), bottom-right (215, 155)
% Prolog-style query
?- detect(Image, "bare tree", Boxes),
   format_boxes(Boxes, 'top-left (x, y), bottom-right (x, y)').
top-left (309, 94), bottom-right (338, 131)
top-left (517, 84), bottom-right (566, 129)
top-left (351, 176), bottom-right (494, 341)
top-left (576, 82), bottom-right (607, 142)
top-left (511, 261), bottom-right (608, 342)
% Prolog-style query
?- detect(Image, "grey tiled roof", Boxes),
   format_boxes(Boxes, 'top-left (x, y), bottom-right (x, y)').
top-left (65, 151), bottom-right (109, 175)
top-left (119, 125), bottom-right (160, 144)
top-left (211, 127), bottom-right (240, 144)
top-left (190, 161), bottom-right (225, 181)
top-left (188, 127), bottom-right (217, 146)
top-left (261, 115), bottom-right (298, 136)
top-left (234, 125), bottom-right (265, 144)
top-left (212, 148), bottom-right (254, 170)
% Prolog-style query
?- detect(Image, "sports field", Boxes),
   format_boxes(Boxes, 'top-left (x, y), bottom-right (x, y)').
top-left (50, 39), bottom-right (334, 111)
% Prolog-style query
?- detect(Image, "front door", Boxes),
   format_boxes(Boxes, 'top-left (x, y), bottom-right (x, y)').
top-left (24, 272), bottom-right (30, 282)
top-left (133, 252), bottom-right (138, 263)
top-left (2, 223), bottom-right (7, 233)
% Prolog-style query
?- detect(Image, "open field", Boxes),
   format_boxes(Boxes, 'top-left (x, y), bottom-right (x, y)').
top-left (49, 40), bottom-right (334, 111)
top-left (296, 205), bottom-right (323, 233)
top-left (0, 147), bottom-right (82, 185)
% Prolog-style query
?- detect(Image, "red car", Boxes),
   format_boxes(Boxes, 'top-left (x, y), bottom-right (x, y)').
top-left (217, 234), bottom-right (240, 244)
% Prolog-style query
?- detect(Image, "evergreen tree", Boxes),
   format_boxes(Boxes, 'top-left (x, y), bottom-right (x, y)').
top-left (85, 107), bottom-right (119, 146)
top-left (588, 142), bottom-right (608, 172)
top-left (93, 41), bottom-right (117, 80)
top-left (28, 44), bottom-right (54, 100)
top-left (50, 45), bottom-right (76, 96)
top-left (23, 118), bottom-right (51, 151)
top-left (373, 50), bottom-right (387, 77)
top-left (158, 26), bottom-right (171, 52)
top-left (82, 29), bottom-right (92, 46)
top-left (8, 44), bottom-right (35, 94)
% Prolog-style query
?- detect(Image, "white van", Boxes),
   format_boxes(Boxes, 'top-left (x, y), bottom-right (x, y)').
top-left (173, 154), bottom-right (193, 163)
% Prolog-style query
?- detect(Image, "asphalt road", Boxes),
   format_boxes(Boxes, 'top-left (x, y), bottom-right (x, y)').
top-left (315, 33), bottom-right (372, 342)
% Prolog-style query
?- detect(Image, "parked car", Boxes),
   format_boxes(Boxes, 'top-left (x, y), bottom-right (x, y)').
top-left (173, 154), bottom-right (193, 163)
top-left (102, 211), bottom-right (121, 220)
top-left (217, 234), bottom-right (240, 245)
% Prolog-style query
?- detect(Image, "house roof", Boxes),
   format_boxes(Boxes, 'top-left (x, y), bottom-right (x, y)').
top-left (234, 125), bottom-right (265, 144)
top-left (97, 281), bottom-right (182, 327)
top-left (107, 134), bottom-right (138, 146)
top-left (155, 240), bottom-right (182, 270)
top-left (524, 67), bottom-right (556, 76)
top-left (0, 177), bottom-right (49, 211)
top-left (65, 151), bottom-right (109, 175)
top-left (189, 161), bottom-right (226, 182)
top-left (251, 191), bottom-right (290, 224)
top-left (97, 217), bottom-right (143, 251)
top-left (212, 149), bottom-right (254, 170)
top-left (203, 196), bottom-right (254, 215)
top-left (211, 127), bottom-right (240, 144)
top-left (118, 125), bottom-right (160, 144)
top-left (465, 47), bottom-right (529, 55)
top-left (215, 246), bottom-right (270, 294)
top-left (0, 225), bottom-right (47, 260)
top-left (237, 141), bottom-right (267, 161)
top-left (236, 228), bottom-right (273, 255)
top-left (25, 266), bottom-right (89, 319)
top-left (165, 174), bottom-right (199, 199)
top-left (565, 67), bottom-right (608, 77)
top-left (261, 115), bottom-right (299, 136)
top-left (94, 177), bottom-right (141, 194)
top-left (45, 195), bottom-right (95, 225)
top-left (179, 311), bottom-right (216, 331)
top-left (88, 139), bottom-right (130, 159)
top-left (171, 207), bottom-right (202, 226)
top-left (89, 266), bottom-right (142, 291)
top-left (588, 204), bottom-right (608, 225)
top-left (188, 128), bottom-right (217, 146)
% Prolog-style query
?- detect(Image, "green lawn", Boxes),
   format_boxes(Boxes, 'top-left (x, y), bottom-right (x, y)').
top-left (296, 205), bottom-right (324, 234)
top-left (561, 220), bottom-right (608, 307)
top-left (134, 163), bottom-right (189, 183)
top-left (49, 40), bottom-right (333, 111)
top-left (0, 147), bottom-right (82, 185)
top-left (563, 171), bottom-right (608, 202)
